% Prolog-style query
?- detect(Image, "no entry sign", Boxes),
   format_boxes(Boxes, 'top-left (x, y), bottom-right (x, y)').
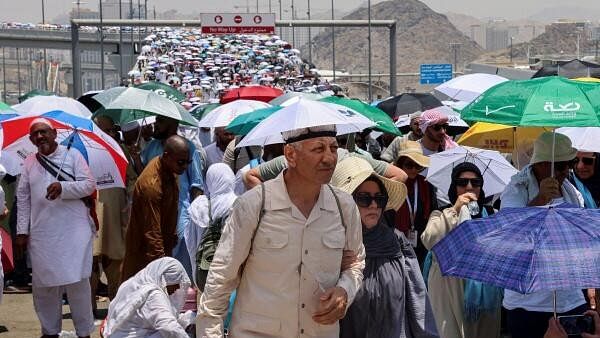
top-left (200, 13), bottom-right (276, 34)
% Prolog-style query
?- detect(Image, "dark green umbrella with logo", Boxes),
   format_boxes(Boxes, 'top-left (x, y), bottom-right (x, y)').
top-left (319, 96), bottom-right (401, 135)
top-left (135, 81), bottom-right (186, 103)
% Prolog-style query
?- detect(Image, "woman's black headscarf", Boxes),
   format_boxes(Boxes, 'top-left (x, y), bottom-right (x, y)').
top-left (447, 162), bottom-right (487, 217)
top-left (574, 153), bottom-right (600, 203)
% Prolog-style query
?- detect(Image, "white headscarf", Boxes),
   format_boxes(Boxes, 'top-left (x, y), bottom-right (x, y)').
top-left (104, 257), bottom-right (191, 336)
top-left (185, 163), bottom-right (237, 284)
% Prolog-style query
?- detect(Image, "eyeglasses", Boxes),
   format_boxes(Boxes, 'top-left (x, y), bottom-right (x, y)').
top-left (354, 193), bottom-right (388, 208)
top-left (574, 157), bottom-right (595, 166)
top-left (431, 123), bottom-right (449, 131)
top-left (455, 177), bottom-right (483, 188)
top-left (176, 158), bottom-right (193, 166)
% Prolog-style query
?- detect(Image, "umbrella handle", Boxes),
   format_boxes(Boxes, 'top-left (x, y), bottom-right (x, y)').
top-left (551, 131), bottom-right (556, 178)
top-left (55, 130), bottom-right (76, 181)
top-left (553, 290), bottom-right (557, 318)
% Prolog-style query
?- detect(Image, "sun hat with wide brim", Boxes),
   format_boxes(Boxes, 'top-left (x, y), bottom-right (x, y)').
top-left (331, 157), bottom-right (407, 211)
top-left (395, 140), bottom-right (430, 168)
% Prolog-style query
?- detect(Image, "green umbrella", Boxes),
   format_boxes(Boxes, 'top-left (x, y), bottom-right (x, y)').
top-left (319, 96), bottom-right (401, 135)
top-left (18, 89), bottom-right (54, 103)
top-left (92, 87), bottom-right (198, 126)
top-left (0, 101), bottom-right (13, 112)
top-left (226, 106), bottom-right (282, 135)
top-left (135, 81), bottom-right (186, 103)
top-left (189, 103), bottom-right (221, 120)
top-left (461, 76), bottom-right (600, 127)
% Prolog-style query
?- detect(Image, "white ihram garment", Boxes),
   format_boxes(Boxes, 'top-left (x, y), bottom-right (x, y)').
top-left (185, 163), bottom-right (237, 284)
top-left (104, 257), bottom-right (192, 338)
top-left (16, 145), bottom-right (96, 288)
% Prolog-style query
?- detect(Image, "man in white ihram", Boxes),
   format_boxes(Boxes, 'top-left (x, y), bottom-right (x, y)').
top-left (197, 125), bottom-right (366, 338)
top-left (15, 118), bottom-right (96, 338)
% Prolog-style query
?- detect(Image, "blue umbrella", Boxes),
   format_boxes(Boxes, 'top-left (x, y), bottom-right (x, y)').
top-left (432, 204), bottom-right (600, 295)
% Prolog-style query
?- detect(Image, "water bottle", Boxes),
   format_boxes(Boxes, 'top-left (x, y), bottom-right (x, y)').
top-left (467, 200), bottom-right (480, 216)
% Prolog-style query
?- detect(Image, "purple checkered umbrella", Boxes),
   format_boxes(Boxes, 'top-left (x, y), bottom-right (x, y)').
top-left (432, 203), bottom-right (600, 295)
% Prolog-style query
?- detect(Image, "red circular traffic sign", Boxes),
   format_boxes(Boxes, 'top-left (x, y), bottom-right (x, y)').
top-left (234, 15), bottom-right (243, 24)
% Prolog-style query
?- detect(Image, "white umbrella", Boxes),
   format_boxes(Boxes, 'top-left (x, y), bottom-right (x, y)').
top-left (434, 73), bottom-right (508, 103)
top-left (237, 98), bottom-right (376, 147)
top-left (427, 146), bottom-right (518, 197)
top-left (13, 96), bottom-right (93, 118)
top-left (556, 127), bottom-right (600, 153)
top-left (198, 100), bottom-right (271, 128)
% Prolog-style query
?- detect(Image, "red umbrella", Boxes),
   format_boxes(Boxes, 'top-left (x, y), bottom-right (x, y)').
top-left (220, 85), bottom-right (283, 104)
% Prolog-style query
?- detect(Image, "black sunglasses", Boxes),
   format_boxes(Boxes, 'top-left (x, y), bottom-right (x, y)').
top-left (354, 193), bottom-right (388, 208)
top-left (574, 157), bottom-right (595, 166)
top-left (431, 123), bottom-right (449, 131)
top-left (176, 158), bottom-right (193, 166)
top-left (400, 160), bottom-right (424, 171)
top-left (455, 177), bottom-right (483, 188)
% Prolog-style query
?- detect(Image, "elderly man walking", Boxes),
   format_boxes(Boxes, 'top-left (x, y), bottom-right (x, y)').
top-left (197, 125), bottom-right (366, 338)
top-left (121, 135), bottom-right (192, 281)
top-left (16, 118), bottom-right (97, 338)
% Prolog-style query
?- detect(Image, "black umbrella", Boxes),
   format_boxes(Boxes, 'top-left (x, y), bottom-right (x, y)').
top-left (77, 91), bottom-right (103, 113)
top-left (376, 93), bottom-right (443, 120)
top-left (531, 59), bottom-right (600, 79)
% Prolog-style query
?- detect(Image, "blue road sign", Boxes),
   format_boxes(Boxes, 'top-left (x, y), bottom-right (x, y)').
top-left (420, 64), bottom-right (453, 85)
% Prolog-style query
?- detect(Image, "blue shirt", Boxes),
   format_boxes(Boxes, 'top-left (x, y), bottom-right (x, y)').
top-left (141, 138), bottom-right (205, 237)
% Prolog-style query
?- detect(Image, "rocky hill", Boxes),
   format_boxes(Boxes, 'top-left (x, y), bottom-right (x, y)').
top-left (307, 0), bottom-right (483, 90)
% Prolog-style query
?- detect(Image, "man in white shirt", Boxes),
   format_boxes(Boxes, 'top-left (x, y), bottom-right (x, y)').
top-left (16, 118), bottom-right (96, 338)
top-left (203, 127), bottom-right (235, 169)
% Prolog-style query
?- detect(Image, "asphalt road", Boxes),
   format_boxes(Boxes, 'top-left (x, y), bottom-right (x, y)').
top-left (0, 293), bottom-right (108, 338)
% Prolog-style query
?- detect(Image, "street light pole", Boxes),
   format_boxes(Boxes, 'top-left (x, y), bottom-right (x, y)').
top-left (41, 0), bottom-right (48, 91)
top-left (99, 0), bottom-right (105, 89)
top-left (367, 0), bottom-right (372, 101)
top-left (307, 0), bottom-right (312, 63)
top-left (118, 0), bottom-right (124, 83)
top-left (2, 48), bottom-right (6, 102)
top-left (331, 0), bottom-right (335, 82)
top-left (291, 0), bottom-right (295, 47)
top-left (256, 0), bottom-right (259, 12)
top-left (510, 36), bottom-right (513, 63)
top-left (278, 0), bottom-right (282, 36)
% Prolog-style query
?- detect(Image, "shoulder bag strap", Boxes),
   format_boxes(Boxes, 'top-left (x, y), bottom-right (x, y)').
top-left (327, 184), bottom-right (346, 230)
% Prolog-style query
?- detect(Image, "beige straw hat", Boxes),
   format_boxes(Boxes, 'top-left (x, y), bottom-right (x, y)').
top-left (331, 157), bottom-right (407, 211)
top-left (396, 140), bottom-right (430, 168)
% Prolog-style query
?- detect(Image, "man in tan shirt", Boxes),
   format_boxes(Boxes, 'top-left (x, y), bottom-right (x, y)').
top-left (196, 125), bottom-right (366, 338)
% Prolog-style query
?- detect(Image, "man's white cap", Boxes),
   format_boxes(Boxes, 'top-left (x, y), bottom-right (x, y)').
top-left (29, 117), bottom-right (53, 130)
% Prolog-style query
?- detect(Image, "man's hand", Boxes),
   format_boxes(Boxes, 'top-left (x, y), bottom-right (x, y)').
top-left (0, 206), bottom-right (8, 221)
top-left (582, 310), bottom-right (600, 338)
top-left (312, 286), bottom-right (348, 325)
top-left (341, 250), bottom-right (357, 271)
top-left (46, 182), bottom-right (62, 200)
top-left (544, 317), bottom-right (567, 338)
top-left (589, 289), bottom-right (597, 310)
top-left (243, 168), bottom-right (262, 190)
top-left (536, 177), bottom-right (561, 205)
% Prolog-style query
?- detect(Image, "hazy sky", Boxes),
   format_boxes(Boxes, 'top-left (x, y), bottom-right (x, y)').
top-left (2, 0), bottom-right (600, 23)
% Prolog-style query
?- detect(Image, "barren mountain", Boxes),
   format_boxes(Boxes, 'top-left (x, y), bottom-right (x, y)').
top-left (307, 0), bottom-right (483, 90)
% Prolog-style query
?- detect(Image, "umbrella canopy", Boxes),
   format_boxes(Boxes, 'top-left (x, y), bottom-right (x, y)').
top-left (226, 106), bottom-right (282, 135)
top-left (434, 73), bottom-right (508, 103)
top-left (0, 101), bottom-right (15, 113)
top-left (555, 127), bottom-right (600, 153)
top-left (531, 59), bottom-right (600, 79)
top-left (432, 204), bottom-right (600, 294)
top-left (376, 93), bottom-right (443, 120)
top-left (77, 90), bottom-right (103, 113)
top-left (17, 89), bottom-right (54, 103)
top-left (92, 87), bottom-right (198, 126)
top-left (268, 92), bottom-right (325, 106)
top-left (198, 99), bottom-right (271, 128)
top-left (396, 106), bottom-right (468, 136)
top-left (135, 81), bottom-right (186, 103)
top-left (461, 77), bottom-right (600, 127)
top-left (319, 96), bottom-right (400, 136)
top-left (14, 95), bottom-right (93, 118)
top-left (426, 146), bottom-right (518, 197)
top-left (237, 98), bottom-right (376, 147)
top-left (189, 103), bottom-right (221, 120)
top-left (0, 111), bottom-right (128, 190)
top-left (220, 85), bottom-right (283, 104)
top-left (457, 122), bottom-right (551, 153)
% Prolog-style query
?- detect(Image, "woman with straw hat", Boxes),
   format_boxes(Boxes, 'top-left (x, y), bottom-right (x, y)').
top-left (393, 140), bottom-right (438, 267)
top-left (332, 157), bottom-right (438, 338)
